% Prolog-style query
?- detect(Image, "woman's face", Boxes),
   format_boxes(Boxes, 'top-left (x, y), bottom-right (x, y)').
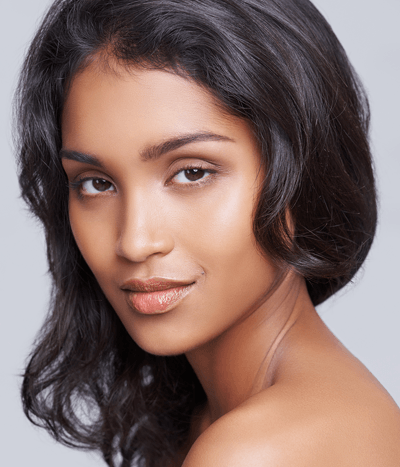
top-left (62, 59), bottom-right (279, 355)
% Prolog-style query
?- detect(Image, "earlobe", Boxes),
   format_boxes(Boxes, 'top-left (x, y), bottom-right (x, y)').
top-left (285, 210), bottom-right (299, 263)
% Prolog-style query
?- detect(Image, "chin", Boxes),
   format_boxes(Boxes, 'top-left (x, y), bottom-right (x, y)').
top-left (133, 338), bottom-right (192, 357)
top-left (126, 325), bottom-right (200, 357)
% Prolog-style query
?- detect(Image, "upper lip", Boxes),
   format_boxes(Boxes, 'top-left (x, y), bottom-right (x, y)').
top-left (121, 277), bottom-right (195, 293)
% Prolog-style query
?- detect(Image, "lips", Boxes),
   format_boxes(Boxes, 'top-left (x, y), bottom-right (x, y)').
top-left (121, 278), bottom-right (195, 314)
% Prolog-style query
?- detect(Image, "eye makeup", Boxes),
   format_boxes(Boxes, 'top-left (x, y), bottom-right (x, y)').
top-left (67, 160), bottom-right (221, 199)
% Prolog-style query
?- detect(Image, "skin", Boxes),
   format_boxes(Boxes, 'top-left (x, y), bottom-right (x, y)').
top-left (61, 57), bottom-right (400, 466)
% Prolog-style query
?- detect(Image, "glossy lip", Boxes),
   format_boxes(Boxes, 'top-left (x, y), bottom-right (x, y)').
top-left (121, 277), bottom-right (196, 315)
top-left (121, 277), bottom-right (195, 293)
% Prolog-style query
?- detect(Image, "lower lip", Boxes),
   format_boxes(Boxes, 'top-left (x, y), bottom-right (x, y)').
top-left (128, 284), bottom-right (194, 314)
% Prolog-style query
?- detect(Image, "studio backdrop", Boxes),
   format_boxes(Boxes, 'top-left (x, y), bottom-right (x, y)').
top-left (1, 0), bottom-right (399, 465)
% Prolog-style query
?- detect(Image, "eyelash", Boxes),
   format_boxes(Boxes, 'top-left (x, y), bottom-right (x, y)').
top-left (69, 177), bottom-right (115, 198)
top-left (69, 163), bottom-right (218, 197)
top-left (169, 164), bottom-right (217, 188)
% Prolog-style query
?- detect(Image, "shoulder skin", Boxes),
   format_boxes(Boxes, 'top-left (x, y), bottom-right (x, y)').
top-left (182, 381), bottom-right (400, 467)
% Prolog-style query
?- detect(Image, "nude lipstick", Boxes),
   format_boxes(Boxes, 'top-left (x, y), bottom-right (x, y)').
top-left (122, 278), bottom-right (195, 314)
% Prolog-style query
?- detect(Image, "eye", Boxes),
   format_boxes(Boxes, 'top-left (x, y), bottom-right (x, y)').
top-left (81, 178), bottom-right (115, 194)
top-left (173, 167), bottom-right (212, 184)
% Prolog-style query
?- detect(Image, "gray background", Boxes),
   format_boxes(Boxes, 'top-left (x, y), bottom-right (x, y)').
top-left (1, 0), bottom-right (399, 465)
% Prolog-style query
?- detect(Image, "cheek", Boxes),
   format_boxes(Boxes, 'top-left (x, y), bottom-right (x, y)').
top-left (180, 179), bottom-right (275, 315)
top-left (183, 178), bottom-right (260, 271)
top-left (68, 199), bottom-right (117, 279)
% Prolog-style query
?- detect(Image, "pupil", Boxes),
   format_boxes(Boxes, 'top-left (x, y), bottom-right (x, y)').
top-left (185, 168), bottom-right (204, 182)
top-left (93, 179), bottom-right (111, 191)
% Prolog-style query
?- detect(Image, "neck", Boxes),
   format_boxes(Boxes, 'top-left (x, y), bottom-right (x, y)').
top-left (185, 272), bottom-right (314, 424)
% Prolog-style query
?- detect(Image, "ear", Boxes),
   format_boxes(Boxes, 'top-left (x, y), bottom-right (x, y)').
top-left (281, 208), bottom-right (295, 247)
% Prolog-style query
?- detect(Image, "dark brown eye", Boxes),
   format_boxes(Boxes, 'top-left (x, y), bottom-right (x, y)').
top-left (92, 179), bottom-right (112, 191)
top-left (184, 168), bottom-right (206, 182)
top-left (173, 167), bottom-right (212, 185)
top-left (81, 178), bottom-right (115, 194)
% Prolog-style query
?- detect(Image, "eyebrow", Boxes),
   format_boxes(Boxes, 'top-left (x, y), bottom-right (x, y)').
top-left (60, 149), bottom-right (103, 167)
top-left (140, 132), bottom-right (234, 161)
top-left (60, 131), bottom-right (235, 166)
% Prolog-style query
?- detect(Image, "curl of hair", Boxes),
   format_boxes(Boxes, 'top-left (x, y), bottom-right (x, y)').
top-left (14, 0), bottom-right (377, 465)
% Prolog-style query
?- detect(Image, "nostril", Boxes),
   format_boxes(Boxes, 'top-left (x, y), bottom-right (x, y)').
top-left (115, 229), bottom-right (174, 263)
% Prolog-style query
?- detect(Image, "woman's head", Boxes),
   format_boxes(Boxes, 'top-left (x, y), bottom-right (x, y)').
top-left (61, 59), bottom-right (284, 356)
top-left (16, 0), bottom-right (376, 308)
top-left (15, 0), bottom-right (377, 464)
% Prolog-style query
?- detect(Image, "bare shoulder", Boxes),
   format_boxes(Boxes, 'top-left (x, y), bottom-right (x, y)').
top-left (182, 382), bottom-right (400, 467)
top-left (183, 310), bottom-right (400, 467)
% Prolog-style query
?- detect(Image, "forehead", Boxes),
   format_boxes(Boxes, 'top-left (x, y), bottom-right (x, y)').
top-left (61, 58), bottom-right (258, 159)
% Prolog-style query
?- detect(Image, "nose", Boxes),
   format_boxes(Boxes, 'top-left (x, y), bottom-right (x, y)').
top-left (115, 195), bottom-right (174, 263)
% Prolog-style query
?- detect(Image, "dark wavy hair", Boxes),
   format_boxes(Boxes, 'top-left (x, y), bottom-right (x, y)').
top-left (14, 0), bottom-right (377, 465)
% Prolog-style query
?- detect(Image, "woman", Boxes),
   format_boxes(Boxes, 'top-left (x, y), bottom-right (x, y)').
top-left (14, 0), bottom-right (400, 466)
